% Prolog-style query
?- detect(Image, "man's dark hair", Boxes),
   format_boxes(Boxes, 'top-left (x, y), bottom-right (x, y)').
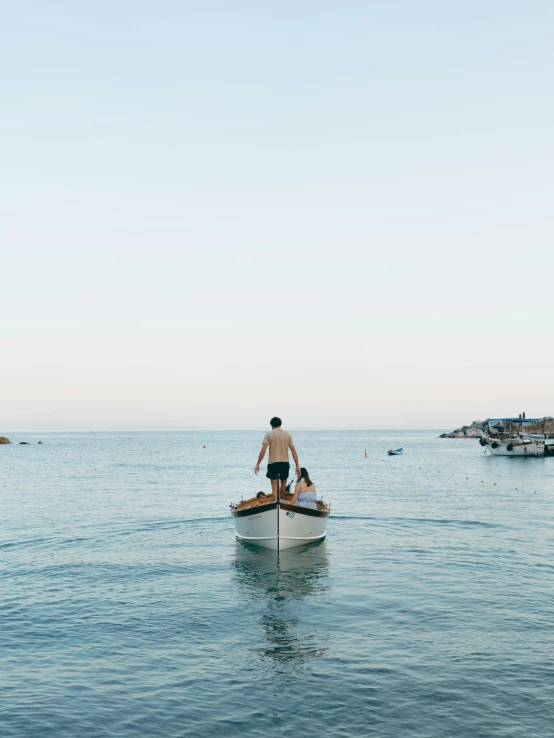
top-left (270, 417), bottom-right (282, 428)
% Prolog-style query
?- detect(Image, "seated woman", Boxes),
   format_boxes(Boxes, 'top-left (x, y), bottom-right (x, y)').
top-left (290, 467), bottom-right (318, 509)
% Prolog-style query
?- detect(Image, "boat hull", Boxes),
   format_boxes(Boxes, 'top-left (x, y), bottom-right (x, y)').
top-left (486, 441), bottom-right (544, 456)
top-left (231, 501), bottom-right (329, 550)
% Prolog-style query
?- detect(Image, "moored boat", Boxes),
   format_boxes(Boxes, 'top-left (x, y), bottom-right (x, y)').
top-left (387, 448), bottom-right (403, 455)
top-left (231, 492), bottom-right (330, 550)
top-left (479, 417), bottom-right (554, 457)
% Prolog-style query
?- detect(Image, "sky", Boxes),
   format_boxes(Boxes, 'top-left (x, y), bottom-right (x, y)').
top-left (1, 1), bottom-right (553, 429)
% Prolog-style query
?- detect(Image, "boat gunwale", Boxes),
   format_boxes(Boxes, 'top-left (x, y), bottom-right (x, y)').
top-left (231, 501), bottom-right (330, 519)
top-left (231, 501), bottom-right (277, 518)
top-left (280, 502), bottom-right (330, 519)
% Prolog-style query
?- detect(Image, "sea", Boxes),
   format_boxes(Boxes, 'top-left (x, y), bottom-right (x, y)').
top-left (2, 429), bottom-right (554, 737)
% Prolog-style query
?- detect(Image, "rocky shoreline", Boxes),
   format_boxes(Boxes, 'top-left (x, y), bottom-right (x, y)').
top-left (439, 421), bottom-right (487, 439)
top-left (0, 437), bottom-right (43, 445)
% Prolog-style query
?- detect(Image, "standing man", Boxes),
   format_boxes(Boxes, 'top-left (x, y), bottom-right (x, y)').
top-left (254, 417), bottom-right (301, 501)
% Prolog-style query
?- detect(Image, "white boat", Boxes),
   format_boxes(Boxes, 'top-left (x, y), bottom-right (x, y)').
top-left (484, 437), bottom-right (544, 456)
top-left (480, 417), bottom-right (554, 457)
top-left (231, 492), bottom-right (330, 550)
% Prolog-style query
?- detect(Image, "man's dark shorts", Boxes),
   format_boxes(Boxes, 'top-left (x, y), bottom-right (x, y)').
top-left (266, 462), bottom-right (290, 480)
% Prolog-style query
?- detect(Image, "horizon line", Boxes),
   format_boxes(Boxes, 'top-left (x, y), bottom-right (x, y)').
top-left (3, 426), bottom-right (453, 433)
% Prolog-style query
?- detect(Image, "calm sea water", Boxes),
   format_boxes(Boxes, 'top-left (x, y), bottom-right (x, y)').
top-left (2, 429), bottom-right (554, 737)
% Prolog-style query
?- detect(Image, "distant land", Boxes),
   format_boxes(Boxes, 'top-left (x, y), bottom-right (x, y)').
top-left (441, 417), bottom-right (554, 439)
top-left (440, 421), bottom-right (487, 439)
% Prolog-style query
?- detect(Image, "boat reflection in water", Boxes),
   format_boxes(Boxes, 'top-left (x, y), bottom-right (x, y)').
top-left (232, 540), bottom-right (330, 669)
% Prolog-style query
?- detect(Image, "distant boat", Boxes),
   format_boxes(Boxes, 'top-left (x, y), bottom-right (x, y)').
top-left (387, 448), bottom-right (403, 455)
top-left (480, 417), bottom-right (554, 457)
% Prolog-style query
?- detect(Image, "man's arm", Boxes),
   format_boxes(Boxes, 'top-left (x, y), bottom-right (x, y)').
top-left (290, 444), bottom-right (300, 478)
top-left (254, 443), bottom-right (268, 475)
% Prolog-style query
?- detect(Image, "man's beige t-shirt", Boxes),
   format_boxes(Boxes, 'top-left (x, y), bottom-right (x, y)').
top-left (262, 428), bottom-right (293, 464)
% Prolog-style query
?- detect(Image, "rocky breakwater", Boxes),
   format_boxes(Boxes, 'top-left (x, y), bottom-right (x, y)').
top-left (440, 421), bottom-right (487, 439)
top-left (0, 436), bottom-right (12, 444)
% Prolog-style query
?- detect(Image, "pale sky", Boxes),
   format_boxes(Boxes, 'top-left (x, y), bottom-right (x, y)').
top-left (1, 1), bottom-right (553, 429)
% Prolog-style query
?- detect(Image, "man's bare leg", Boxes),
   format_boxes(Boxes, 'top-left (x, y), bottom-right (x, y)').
top-left (270, 478), bottom-right (288, 501)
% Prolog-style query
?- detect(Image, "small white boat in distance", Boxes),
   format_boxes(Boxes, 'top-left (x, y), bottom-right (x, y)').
top-left (231, 492), bottom-right (330, 550)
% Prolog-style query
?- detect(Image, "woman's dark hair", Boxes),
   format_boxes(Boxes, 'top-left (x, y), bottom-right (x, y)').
top-left (270, 417), bottom-right (282, 427)
top-left (300, 467), bottom-right (313, 487)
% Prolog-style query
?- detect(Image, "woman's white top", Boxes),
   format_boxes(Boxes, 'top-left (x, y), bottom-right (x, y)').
top-left (296, 481), bottom-right (318, 509)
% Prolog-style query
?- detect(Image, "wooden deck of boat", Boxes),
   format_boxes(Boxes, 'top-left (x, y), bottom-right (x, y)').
top-left (233, 493), bottom-right (329, 513)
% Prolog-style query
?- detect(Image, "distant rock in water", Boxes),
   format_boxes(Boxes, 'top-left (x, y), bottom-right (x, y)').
top-left (38, 441), bottom-right (43, 444)
top-left (0, 436), bottom-right (11, 444)
top-left (19, 441), bottom-right (30, 445)
top-left (440, 420), bottom-right (487, 439)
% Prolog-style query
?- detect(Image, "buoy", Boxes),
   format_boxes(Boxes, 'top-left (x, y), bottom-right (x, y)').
top-left (203, 445), bottom-right (206, 448)
top-left (364, 449), bottom-right (368, 458)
